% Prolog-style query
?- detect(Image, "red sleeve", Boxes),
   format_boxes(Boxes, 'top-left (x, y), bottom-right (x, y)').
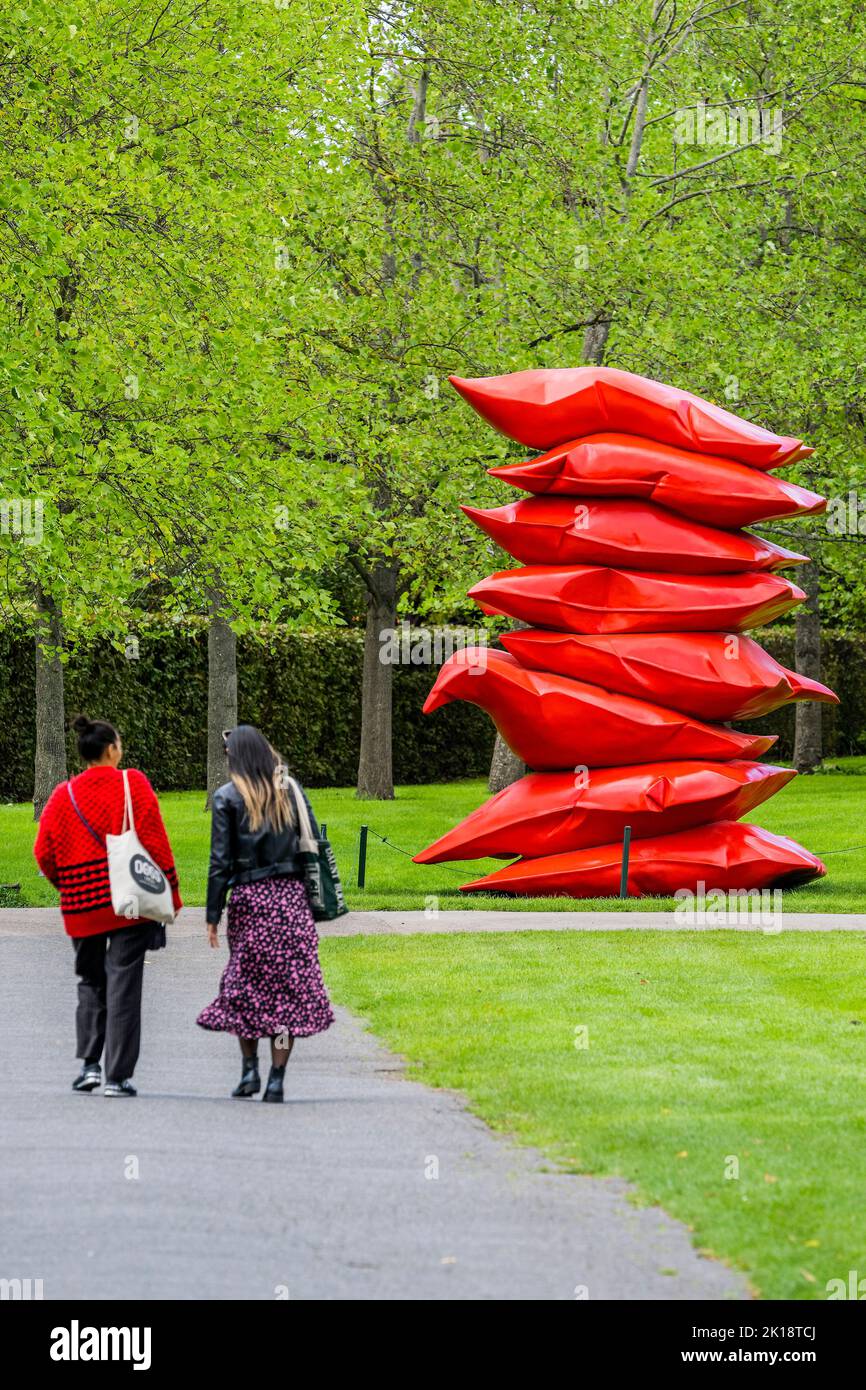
top-left (128, 770), bottom-right (182, 911)
top-left (33, 785), bottom-right (61, 886)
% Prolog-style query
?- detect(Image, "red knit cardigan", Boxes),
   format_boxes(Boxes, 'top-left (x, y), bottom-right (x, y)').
top-left (34, 766), bottom-right (182, 938)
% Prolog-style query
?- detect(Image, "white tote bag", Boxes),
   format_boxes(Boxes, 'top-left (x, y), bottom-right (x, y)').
top-left (105, 770), bottom-right (176, 925)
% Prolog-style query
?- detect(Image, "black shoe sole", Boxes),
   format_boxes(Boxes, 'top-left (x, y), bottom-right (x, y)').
top-left (72, 1080), bottom-right (101, 1092)
top-left (262, 1091), bottom-right (284, 1103)
top-left (232, 1082), bottom-right (261, 1097)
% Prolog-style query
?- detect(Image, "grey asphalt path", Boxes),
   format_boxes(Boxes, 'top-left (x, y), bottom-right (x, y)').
top-left (3, 908), bottom-right (864, 937)
top-left (0, 918), bottom-right (748, 1301)
top-left (321, 910), bottom-right (866, 935)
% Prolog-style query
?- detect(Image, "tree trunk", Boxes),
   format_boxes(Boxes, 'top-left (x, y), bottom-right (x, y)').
top-left (357, 562), bottom-right (398, 799)
top-left (487, 621), bottom-right (527, 792)
top-left (488, 733), bottom-right (525, 794)
top-left (207, 592), bottom-right (238, 805)
top-left (793, 554), bottom-right (823, 773)
top-left (33, 588), bottom-right (67, 819)
top-left (582, 313), bottom-right (611, 365)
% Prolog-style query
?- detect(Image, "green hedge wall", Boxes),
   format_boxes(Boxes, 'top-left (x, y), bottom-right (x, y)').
top-left (731, 631), bottom-right (866, 761)
top-left (1, 623), bottom-right (864, 802)
top-left (0, 625), bottom-right (495, 801)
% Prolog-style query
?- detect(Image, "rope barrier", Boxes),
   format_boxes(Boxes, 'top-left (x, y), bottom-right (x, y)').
top-left (363, 826), bottom-right (474, 879)
top-left (362, 825), bottom-right (866, 861)
top-left (353, 824), bottom-right (866, 890)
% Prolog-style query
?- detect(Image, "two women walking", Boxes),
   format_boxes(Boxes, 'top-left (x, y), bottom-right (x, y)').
top-left (34, 715), bottom-right (334, 1101)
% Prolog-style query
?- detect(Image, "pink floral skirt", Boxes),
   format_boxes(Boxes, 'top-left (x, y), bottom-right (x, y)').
top-left (197, 876), bottom-right (334, 1038)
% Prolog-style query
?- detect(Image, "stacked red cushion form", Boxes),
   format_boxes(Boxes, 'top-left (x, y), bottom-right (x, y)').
top-left (415, 368), bottom-right (832, 898)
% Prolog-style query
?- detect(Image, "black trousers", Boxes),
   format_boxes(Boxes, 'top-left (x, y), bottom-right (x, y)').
top-left (72, 923), bottom-right (151, 1082)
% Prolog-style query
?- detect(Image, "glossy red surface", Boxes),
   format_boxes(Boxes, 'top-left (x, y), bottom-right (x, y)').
top-left (414, 761), bottom-right (795, 864)
top-left (459, 820), bottom-right (826, 896)
top-left (487, 432), bottom-right (826, 530)
top-left (461, 496), bottom-right (807, 573)
top-left (450, 367), bottom-right (809, 467)
top-left (499, 628), bottom-right (838, 722)
top-left (469, 565), bottom-right (805, 634)
top-left (415, 368), bottom-right (834, 896)
top-left (423, 649), bottom-right (777, 769)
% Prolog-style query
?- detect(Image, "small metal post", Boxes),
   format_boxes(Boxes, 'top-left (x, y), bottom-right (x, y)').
top-left (619, 825), bottom-right (632, 900)
top-left (358, 825), bottom-right (368, 889)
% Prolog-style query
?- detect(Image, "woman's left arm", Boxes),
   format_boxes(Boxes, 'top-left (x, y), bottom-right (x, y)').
top-left (206, 788), bottom-right (233, 946)
top-left (33, 789), bottom-right (59, 885)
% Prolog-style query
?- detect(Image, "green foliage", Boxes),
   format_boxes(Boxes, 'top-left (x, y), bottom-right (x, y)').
top-left (2, 1), bottom-right (865, 702)
top-left (266, 0), bottom-right (866, 621)
top-left (0, 1), bottom-right (341, 638)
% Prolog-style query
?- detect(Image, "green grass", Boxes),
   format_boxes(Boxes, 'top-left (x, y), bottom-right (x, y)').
top-left (7, 771), bottom-right (864, 1294)
top-left (4, 764), bottom-right (865, 912)
top-left (321, 929), bottom-right (866, 1299)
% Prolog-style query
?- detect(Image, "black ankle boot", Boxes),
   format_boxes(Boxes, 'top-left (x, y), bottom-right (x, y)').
top-left (262, 1064), bottom-right (285, 1103)
top-left (232, 1056), bottom-right (260, 1098)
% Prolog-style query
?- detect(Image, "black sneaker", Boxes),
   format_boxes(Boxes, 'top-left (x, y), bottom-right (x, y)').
top-left (72, 1063), bottom-right (102, 1092)
top-left (104, 1079), bottom-right (137, 1098)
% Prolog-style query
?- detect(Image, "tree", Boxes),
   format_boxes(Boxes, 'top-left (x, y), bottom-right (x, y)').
top-left (0, 1), bottom-right (338, 808)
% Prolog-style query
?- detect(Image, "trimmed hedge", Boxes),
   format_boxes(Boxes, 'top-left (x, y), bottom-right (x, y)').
top-left (732, 630), bottom-right (866, 762)
top-left (1, 622), bottom-right (864, 801)
top-left (0, 624), bottom-right (494, 800)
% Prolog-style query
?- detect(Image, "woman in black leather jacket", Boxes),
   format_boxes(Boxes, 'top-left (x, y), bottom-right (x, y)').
top-left (196, 725), bottom-right (334, 1101)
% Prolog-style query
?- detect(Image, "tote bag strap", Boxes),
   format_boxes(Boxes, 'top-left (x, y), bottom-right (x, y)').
top-left (120, 768), bottom-right (135, 835)
top-left (66, 780), bottom-right (105, 849)
top-left (287, 776), bottom-right (318, 855)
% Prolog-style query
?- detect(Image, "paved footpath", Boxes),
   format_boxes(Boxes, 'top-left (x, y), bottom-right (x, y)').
top-left (319, 909), bottom-right (866, 935)
top-left (0, 912), bottom-right (756, 1301)
top-left (3, 908), bottom-right (865, 937)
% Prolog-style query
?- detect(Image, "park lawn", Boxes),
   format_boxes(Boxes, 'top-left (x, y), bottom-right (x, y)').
top-left (321, 929), bottom-right (866, 1300)
top-left (2, 764), bottom-right (865, 912)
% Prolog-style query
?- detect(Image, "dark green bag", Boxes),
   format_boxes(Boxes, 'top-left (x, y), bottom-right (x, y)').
top-left (288, 777), bottom-right (348, 921)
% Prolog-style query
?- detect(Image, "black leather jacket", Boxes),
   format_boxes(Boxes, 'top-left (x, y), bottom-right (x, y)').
top-left (206, 780), bottom-right (319, 924)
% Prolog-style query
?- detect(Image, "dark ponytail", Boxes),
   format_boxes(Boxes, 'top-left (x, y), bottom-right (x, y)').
top-left (72, 714), bottom-right (120, 764)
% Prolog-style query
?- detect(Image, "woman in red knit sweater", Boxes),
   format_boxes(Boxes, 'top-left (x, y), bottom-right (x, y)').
top-left (34, 715), bottom-right (182, 1097)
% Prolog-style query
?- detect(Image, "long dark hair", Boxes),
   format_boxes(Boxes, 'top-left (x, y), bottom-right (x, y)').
top-left (72, 714), bottom-right (119, 764)
top-left (224, 725), bottom-right (293, 833)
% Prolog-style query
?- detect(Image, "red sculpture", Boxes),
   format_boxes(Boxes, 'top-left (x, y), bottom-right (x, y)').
top-left (414, 761), bottom-right (795, 863)
top-left (459, 822), bottom-right (826, 898)
top-left (461, 497), bottom-right (807, 573)
top-left (487, 433), bottom-right (826, 530)
top-left (449, 367), bottom-right (811, 466)
top-left (470, 565), bottom-right (805, 633)
top-left (500, 629), bottom-right (838, 722)
top-left (417, 369), bottom-right (833, 897)
top-left (424, 649), bottom-right (777, 769)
